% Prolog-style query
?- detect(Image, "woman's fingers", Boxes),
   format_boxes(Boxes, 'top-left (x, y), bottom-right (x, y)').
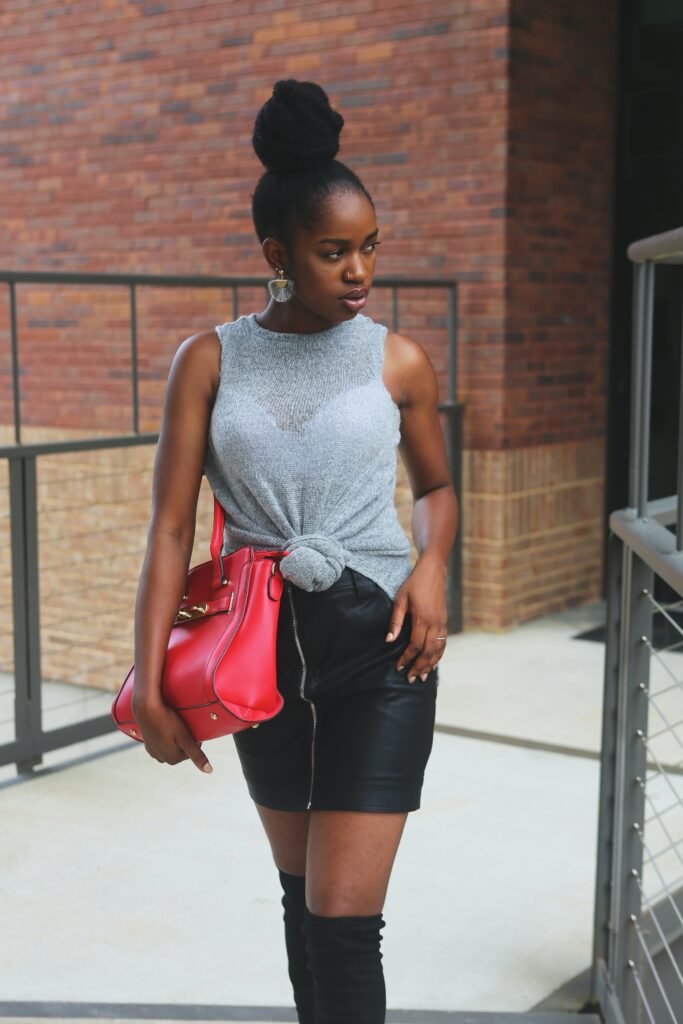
top-left (385, 601), bottom-right (408, 642)
top-left (396, 620), bottom-right (448, 682)
top-left (179, 731), bottom-right (213, 774)
top-left (137, 703), bottom-right (213, 771)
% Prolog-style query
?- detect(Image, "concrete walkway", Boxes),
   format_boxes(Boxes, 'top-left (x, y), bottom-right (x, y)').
top-left (0, 600), bottom-right (610, 1021)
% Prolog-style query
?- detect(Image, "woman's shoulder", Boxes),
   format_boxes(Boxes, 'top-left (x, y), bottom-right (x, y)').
top-left (175, 328), bottom-right (221, 366)
top-left (382, 328), bottom-right (438, 409)
top-left (169, 328), bottom-right (222, 402)
top-left (385, 327), bottom-right (437, 372)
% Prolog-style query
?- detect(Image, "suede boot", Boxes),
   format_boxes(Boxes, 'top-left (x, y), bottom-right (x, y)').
top-left (302, 907), bottom-right (387, 1023)
top-left (278, 869), bottom-right (315, 1024)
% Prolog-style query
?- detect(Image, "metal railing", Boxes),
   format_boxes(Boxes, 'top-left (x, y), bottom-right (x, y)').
top-left (0, 270), bottom-right (462, 773)
top-left (592, 227), bottom-right (683, 1023)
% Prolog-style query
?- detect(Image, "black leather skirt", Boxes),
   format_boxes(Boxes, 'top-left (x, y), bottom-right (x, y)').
top-left (232, 566), bottom-right (438, 813)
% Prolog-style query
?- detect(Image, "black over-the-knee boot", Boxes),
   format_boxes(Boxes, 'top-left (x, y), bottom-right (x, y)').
top-left (278, 869), bottom-right (315, 1024)
top-left (302, 907), bottom-right (387, 1024)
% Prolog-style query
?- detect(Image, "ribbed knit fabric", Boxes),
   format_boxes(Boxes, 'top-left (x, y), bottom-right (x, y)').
top-left (278, 870), bottom-right (315, 1024)
top-left (302, 909), bottom-right (387, 1024)
top-left (204, 312), bottom-right (413, 600)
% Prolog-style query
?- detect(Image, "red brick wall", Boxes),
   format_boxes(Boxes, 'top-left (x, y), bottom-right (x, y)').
top-left (459, 0), bottom-right (617, 627)
top-left (0, 0), bottom-right (510, 438)
top-left (0, 0), bottom-right (619, 629)
top-left (504, 0), bottom-right (616, 449)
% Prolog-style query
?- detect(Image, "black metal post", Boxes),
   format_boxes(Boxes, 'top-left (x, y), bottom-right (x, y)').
top-left (8, 280), bottom-right (21, 445)
top-left (129, 283), bottom-right (140, 434)
top-left (590, 529), bottom-right (623, 1001)
top-left (9, 455), bottom-right (43, 774)
top-left (611, 548), bottom-right (652, 1016)
top-left (441, 400), bottom-right (464, 633)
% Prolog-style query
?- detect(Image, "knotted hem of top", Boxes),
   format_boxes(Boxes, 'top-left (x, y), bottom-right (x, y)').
top-left (279, 533), bottom-right (350, 592)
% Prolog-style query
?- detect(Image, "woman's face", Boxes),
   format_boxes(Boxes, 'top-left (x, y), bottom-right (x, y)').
top-left (284, 189), bottom-right (380, 326)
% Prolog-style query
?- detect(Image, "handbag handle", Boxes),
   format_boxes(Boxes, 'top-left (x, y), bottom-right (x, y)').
top-left (207, 493), bottom-right (284, 587)
top-left (210, 495), bottom-right (228, 586)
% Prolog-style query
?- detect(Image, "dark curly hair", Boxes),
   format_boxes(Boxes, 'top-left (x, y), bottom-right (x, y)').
top-left (251, 79), bottom-right (374, 250)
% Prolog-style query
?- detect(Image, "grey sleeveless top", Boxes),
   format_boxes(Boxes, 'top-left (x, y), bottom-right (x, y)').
top-left (203, 312), bottom-right (413, 600)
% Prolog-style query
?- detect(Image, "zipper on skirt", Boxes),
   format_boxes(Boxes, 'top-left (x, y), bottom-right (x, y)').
top-left (286, 583), bottom-right (317, 811)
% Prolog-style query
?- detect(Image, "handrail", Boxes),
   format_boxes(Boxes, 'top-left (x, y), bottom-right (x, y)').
top-left (0, 270), bottom-right (459, 442)
top-left (0, 269), bottom-right (457, 287)
top-left (621, 225), bottom-right (683, 543)
top-left (0, 434), bottom-right (158, 458)
top-left (627, 225), bottom-right (683, 264)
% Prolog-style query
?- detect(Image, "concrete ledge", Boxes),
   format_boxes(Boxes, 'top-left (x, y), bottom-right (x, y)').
top-left (0, 1005), bottom-right (602, 1024)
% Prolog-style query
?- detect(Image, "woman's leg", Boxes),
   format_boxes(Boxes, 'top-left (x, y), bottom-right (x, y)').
top-left (303, 810), bottom-right (409, 1024)
top-left (305, 810), bottom-right (407, 915)
top-left (254, 804), bottom-right (314, 1024)
top-left (255, 804), bottom-right (310, 875)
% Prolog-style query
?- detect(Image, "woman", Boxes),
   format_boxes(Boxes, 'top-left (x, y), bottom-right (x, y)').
top-left (132, 80), bottom-right (458, 1024)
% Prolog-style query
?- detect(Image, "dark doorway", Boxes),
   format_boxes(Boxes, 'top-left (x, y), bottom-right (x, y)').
top-left (605, 0), bottom-right (683, 579)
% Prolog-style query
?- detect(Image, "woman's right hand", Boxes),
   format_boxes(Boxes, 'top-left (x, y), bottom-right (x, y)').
top-left (132, 697), bottom-right (213, 774)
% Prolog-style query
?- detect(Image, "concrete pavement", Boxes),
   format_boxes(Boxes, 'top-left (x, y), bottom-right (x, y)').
top-left (0, 599), bottom-right (609, 1020)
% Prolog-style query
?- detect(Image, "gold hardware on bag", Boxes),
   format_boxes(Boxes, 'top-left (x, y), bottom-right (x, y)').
top-left (210, 712), bottom-right (218, 720)
top-left (174, 591), bottom-right (234, 624)
top-left (175, 602), bottom-right (209, 623)
top-left (130, 728), bottom-right (138, 736)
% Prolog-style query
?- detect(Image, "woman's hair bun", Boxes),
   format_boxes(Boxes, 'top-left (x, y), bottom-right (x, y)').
top-left (252, 79), bottom-right (344, 174)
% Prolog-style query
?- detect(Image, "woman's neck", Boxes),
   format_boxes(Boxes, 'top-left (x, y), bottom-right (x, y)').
top-left (255, 299), bottom-right (346, 335)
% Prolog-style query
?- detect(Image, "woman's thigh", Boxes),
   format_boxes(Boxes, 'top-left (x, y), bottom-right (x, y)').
top-left (255, 803), bottom-right (311, 876)
top-left (305, 809), bottom-right (409, 916)
top-left (253, 803), bottom-right (409, 916)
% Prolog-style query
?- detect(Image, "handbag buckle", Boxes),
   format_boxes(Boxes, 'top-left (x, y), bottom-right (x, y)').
top-left (175, 602), bottom-right (209, 623)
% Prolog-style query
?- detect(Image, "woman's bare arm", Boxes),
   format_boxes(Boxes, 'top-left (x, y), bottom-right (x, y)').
top-left (132, 329), bottom-right (220, 772)
top-left (385, 332), bottom-right (459, 680)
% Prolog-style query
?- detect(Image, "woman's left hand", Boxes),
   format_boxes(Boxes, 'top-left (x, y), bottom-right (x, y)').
top-left (385, 553), bottom-right (449, 682)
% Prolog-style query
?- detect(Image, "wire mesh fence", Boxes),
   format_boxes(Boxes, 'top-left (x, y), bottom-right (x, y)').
top-left (629, 584), bottom-right (683, 1023)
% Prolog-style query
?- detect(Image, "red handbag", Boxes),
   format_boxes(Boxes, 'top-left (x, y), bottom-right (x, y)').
top-left (111, 495), bottom-right (286, 744)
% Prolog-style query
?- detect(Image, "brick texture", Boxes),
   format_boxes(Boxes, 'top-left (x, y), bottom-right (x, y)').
top-left (465, 0), bottom-right (617, 628)
top-left (0, 0), bottom-right (617, 649)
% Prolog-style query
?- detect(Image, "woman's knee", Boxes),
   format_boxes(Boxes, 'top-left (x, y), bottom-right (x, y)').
top-left (306, 885), bottom-right (384, 917)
